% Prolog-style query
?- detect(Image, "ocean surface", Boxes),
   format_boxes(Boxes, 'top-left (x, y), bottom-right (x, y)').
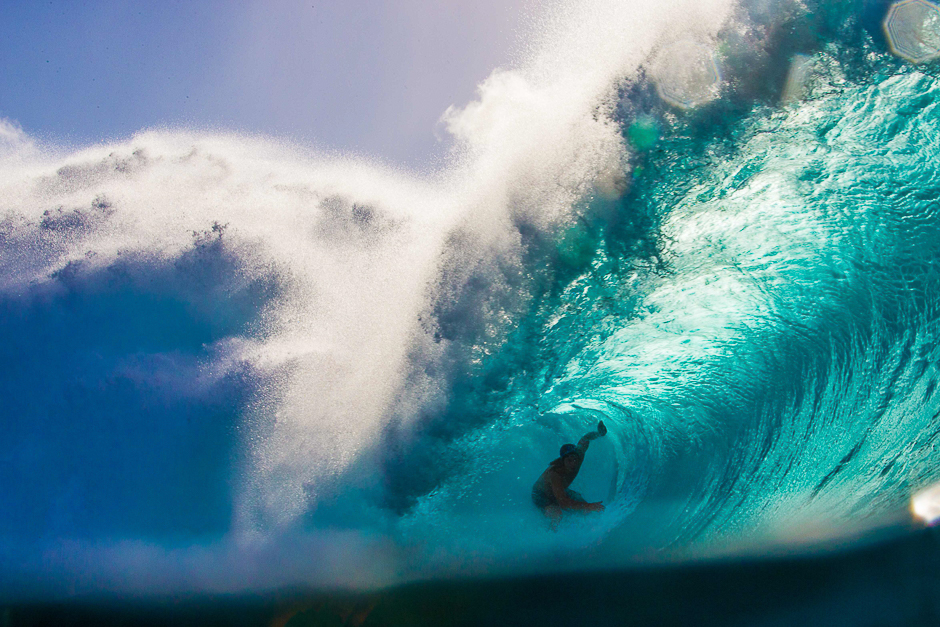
top-left (3, 0), bottom-right (940, 600)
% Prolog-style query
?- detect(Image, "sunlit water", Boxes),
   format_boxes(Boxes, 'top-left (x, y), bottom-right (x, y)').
top-left (4, 0), bottom-right (940, 596)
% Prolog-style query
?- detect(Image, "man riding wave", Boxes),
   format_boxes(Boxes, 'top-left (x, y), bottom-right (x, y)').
top-left (531, 421), bottom-right (608, 526)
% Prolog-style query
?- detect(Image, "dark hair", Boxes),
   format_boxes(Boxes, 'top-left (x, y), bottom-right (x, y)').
top-left (550, 444), bottom-right (581, 470)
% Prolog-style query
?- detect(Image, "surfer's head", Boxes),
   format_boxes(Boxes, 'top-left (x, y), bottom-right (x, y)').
top-left (549, 443), bottom-right (582, 471)
top-left (559, 443), bottom-right (581, 471)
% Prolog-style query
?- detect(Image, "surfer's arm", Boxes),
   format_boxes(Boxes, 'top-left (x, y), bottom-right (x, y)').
top-left (576, 420), bottom-right (607, 454)
top-left (549, 472), bottom-right (604, 512)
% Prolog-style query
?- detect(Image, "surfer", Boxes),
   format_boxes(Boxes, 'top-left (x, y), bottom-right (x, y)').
top-left (531, 421), bottom-right (608, 526)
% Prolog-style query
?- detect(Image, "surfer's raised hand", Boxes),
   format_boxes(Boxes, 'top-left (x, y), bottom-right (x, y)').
top-left (579, 422), bottom-right (606, 447)
top-left (586, 502), bottom-right (605, 513)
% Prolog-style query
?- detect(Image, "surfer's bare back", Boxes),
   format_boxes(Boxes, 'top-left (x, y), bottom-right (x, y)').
top-left (531, 421), bottom-right (607, 525)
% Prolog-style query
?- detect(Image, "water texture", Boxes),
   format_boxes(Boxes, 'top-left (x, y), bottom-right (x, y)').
top-left (3, 0), bottom-right (940, 596)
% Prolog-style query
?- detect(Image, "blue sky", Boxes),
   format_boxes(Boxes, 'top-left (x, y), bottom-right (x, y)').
top-left (0, 0), bottom-right (533, 168)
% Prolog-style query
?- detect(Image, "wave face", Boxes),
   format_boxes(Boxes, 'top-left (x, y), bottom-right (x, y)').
top-left (5, 0), bottom-right (940, 596)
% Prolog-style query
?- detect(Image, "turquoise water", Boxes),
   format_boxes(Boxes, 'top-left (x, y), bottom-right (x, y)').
top-left (4, 0), bottom-right (940, 596)
top-left (384, 8), bottom-right (940, 568)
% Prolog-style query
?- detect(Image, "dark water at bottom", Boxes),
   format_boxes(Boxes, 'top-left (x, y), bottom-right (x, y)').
top-left (6, 524), bottom-right (940, 626)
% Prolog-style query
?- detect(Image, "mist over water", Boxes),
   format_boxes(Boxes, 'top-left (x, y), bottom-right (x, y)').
top-left (4, 0), bottom-right (940, 597)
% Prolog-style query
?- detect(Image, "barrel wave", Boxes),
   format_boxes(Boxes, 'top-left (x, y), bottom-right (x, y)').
top-left (4, 0), bottom-right (940, 596)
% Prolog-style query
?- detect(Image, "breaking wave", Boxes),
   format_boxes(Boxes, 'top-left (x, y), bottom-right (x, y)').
top-left (4, 0), bottom-right (940, 597)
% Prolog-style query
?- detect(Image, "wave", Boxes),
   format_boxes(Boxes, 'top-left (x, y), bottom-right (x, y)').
top-left (4, 0), bottom-right (940, 597)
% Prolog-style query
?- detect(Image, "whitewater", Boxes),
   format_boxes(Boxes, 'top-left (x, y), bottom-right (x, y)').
top-left (4, 0), bottom-right (940, 597)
